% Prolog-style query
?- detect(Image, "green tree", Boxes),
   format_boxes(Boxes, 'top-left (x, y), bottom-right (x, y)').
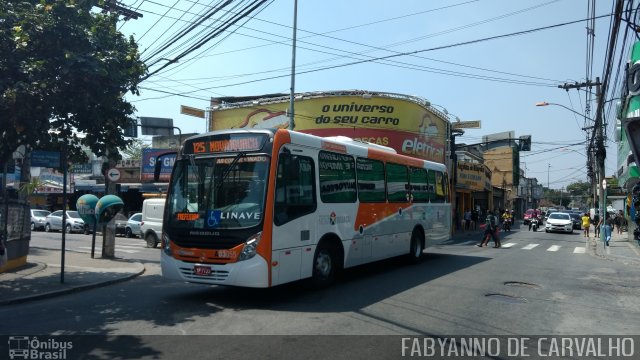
top-left (0, 0), bottom-right (146, 164)
top-left (566, 181), bottom-right (591, 197)
top-left (121, 138), bottom-right (149, 160)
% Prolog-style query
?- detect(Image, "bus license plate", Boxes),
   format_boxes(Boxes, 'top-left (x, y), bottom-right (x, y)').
top-left (193, 265), bottom-right (212, 276)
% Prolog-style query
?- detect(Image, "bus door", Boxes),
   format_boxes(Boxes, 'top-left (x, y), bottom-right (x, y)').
top-left (271, 145), bottom-right (317, 285)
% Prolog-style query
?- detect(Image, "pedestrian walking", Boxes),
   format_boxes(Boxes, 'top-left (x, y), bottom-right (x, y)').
top-left (471, 209), bottom-right (479, 231)
top-left (464, 210), bottom-right (471, 232)
top-left (581, 212), bottom-right (591, 238)
top-left (592, 211), bottom-right (600, 238)
top-left (477, 211), bottom-right (501, 248)
top-left (615, 211), bottom-right (624, 234)
top-left (603, 218), bottom-right (613, 246)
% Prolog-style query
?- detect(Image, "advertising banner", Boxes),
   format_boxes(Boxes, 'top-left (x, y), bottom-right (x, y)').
top-left (457, 161), bottom-right (492, 192)
top-left (141, 149), bottom-right (176, 181)
top-left (210, 96), bottom-right (447, 163)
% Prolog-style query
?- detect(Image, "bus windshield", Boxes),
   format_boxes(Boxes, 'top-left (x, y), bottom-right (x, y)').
top-left (166, 154), bottom-right (269, 230)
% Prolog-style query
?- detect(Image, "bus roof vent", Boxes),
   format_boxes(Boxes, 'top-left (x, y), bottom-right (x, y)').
top-left (323, 136), bottom-right (397, 154)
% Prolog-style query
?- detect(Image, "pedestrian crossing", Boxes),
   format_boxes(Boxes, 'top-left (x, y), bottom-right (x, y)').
top-left (463, 240), bottom-right (587, 254)
top-left (77, 242), bottom-right (147, 254)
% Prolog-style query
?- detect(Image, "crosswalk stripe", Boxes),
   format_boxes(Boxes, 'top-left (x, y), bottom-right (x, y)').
top-left (501, 243), bottom-right (515, 248)
top-left (78, 246), bottom-right (139, 254)
top-left (522, 244), bottom-right (539, 250)
top-left (116, 244), bottom-right (147, 249)
top-left (573, 247), bottom-right (586, 253)
top-left (547, 245), bottom-right (561, 252)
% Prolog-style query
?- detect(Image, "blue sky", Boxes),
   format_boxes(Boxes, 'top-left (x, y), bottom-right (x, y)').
top-left (118, 0), bottom-right (623, 190)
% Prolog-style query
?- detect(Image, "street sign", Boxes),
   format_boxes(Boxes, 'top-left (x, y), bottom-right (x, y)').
top-left (106, 168), bottom-right (121, 182)
top-left (31, 150), bottom-right (61, 168)
top-left (452, 120), bottom-right (481, 129)
top-left (180, 105), bottom-right (206, 119)
top-left (140, 117), bottom-right (173, 136)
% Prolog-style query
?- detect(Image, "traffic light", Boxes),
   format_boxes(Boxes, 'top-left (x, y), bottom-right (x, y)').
top-left (519, 135), bottom-right (531, 151)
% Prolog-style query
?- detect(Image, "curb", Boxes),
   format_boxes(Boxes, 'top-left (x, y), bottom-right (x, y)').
top-left (0, 264), bottom-right (146, 306)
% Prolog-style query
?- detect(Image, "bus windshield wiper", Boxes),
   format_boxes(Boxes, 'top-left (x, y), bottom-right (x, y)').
top-left (216, 152), bottom-right (246, 189)
top-left (188, 155), bottom-right (201, 184)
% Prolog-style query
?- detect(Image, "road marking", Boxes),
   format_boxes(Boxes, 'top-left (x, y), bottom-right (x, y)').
top-left (573, 247), bottom-right (586, 253)
top-left (501, 243), bottom-right (515, 248)
top-left (116, 244), bottom-right (147, 249)
top-left (522, 244), bottom-right (539, 250)
top-left (547, 245), bottom-right (561, 252)
top-left (78, 246), bottom-right (139, 254)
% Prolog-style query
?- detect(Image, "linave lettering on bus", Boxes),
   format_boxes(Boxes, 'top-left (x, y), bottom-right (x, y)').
top-left (219, 211), bottom-right (261, 220)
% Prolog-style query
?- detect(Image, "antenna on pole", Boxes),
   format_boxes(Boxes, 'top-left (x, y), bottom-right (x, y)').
top-left (288, 0), bottom-right (298, 130)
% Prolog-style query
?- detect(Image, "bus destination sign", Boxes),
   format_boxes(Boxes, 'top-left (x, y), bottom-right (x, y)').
top-left (185, 134), bottom-right (267, 155)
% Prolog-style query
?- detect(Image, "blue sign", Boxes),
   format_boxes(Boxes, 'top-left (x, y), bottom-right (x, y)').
top-left (141, 148), bottom-right (175, 181)
top-left (31, 151), bottom-right (61, 168)
top-left (71, 163), bottom-right (93, 174)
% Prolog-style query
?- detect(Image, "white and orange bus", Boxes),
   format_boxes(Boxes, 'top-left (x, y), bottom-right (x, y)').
top-left (160, 128), bottom-right (451, 287)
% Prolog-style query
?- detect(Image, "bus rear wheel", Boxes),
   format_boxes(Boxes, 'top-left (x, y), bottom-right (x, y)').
top-left (408, 230), bottom-right (424, 263)
top-left (312, 244), bottom-right (337, 287)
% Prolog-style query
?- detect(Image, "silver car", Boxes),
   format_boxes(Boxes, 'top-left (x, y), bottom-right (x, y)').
top-left (45, 210), bottom-right (86, 233)
top-left (30, 209), bottom-right (51, 231)
top-left (125, 213), bottom-right (142, 238)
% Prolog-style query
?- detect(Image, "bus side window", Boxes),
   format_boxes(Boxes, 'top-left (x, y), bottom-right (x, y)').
top-left (274, 153), bottom-right (317, 226)
top-left (387, 162), bottom-right (409, 202)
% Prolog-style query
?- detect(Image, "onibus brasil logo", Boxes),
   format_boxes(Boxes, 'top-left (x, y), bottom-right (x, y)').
top-left (8, 336), bottom-right (72, 360)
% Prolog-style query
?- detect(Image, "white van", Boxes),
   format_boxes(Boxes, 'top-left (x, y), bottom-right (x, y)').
top-left (140, 198), bottom-right (166, 248)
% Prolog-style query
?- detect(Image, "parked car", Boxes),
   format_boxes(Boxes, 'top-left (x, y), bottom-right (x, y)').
top-left (114, 212), bottom-right (128, 236)
top-left (544, 212), bottom-right (574, 234)
top-left (45, 210), bottom-right (86, 233)
top-left (140, 198), bottom-right (165, 248)
top-left (125, 213), bottom-right (142, 238)
top-left (30, 209), bottom-right (51, 231)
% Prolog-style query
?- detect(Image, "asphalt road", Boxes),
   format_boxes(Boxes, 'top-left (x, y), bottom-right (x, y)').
top-left (3, 226), bottom-right (639, 357)
top-left (29, 229), bottom-right (160, 263)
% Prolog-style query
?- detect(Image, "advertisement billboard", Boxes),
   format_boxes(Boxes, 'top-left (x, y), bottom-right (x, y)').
top-left (210, 94), bottom-right (448, 163)
top-left (141, 148), bottom-right (176, 181)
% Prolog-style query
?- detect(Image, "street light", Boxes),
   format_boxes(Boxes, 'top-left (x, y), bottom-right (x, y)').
top-left (535, 101), bottom-right (592, 119)
top-left (547, 163), bottom-right (550, 189)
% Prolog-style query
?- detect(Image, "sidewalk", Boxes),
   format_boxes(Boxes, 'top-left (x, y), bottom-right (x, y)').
top-left (0, 247), bottom-right (145, 305)
top-left (590, 229), bottom-right (640, 265)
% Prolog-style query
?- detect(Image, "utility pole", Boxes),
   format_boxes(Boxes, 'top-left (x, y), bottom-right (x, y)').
top-left (594, 77), bottom-right (607, 247)
top-left (558, 79), bottom-right (603, 211)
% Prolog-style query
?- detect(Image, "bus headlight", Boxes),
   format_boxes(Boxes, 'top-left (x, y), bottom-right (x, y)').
top-left (238, 232), bottom-right (262, 261)
top-left (162, 232), bottom-right (171, 256)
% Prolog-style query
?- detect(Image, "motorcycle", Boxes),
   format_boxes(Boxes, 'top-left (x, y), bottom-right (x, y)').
top-left (530, 218), bottom-right (539, 232)
top-left (503, 218), bottom-right (511, 232)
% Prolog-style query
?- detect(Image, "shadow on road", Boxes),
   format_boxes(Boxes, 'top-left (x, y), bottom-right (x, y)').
top-left (164, 252), bottom-right (489, 313)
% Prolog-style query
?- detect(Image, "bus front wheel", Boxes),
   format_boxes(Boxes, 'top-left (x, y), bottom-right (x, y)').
top-left (312, 244), bottom-right (337, 287)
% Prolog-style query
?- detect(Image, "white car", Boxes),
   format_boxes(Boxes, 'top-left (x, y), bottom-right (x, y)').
top-left (30, 209), bottom-right (51, 231)
top-left (545, 212), bottom-right (574, 234)
top-left (45, 210), bottom-right (86, 233)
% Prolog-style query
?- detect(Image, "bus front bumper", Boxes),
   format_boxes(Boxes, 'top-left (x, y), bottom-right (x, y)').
top-left (161, 252), bottom-right (270, 288)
